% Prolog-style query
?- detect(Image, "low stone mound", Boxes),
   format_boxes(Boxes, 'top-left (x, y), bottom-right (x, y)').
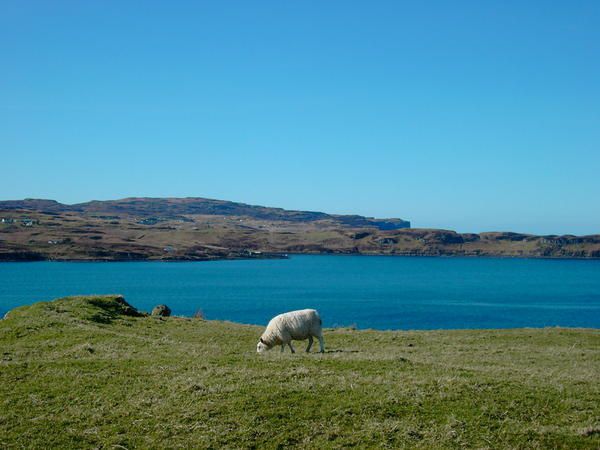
top-left (1, 295), bottom-right (144, 326)
top-left (151, 304), bottom-right (172, 317)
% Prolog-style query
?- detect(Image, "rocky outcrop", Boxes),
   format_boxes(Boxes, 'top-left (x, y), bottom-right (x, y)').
top-left (151, 304), bottom-right (171, 317)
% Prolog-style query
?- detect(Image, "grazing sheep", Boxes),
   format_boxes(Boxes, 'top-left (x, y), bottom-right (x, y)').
top-left (257, 309), bottom-right (325, 354)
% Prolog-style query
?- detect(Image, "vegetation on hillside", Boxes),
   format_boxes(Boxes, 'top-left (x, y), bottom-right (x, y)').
top-left (1, 295), bottom-right (599, 448)
top-left (1, 197), bottom-right (599, 261)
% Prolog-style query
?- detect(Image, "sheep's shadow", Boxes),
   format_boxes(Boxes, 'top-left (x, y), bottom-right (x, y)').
top-left (264, 349), bottom-right (360, 355)
top-left (319, 349), bottom-right (360, 354)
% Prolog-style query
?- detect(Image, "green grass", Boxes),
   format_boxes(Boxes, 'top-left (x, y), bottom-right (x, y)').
top-left (1, 295), bottom-right (599, 449)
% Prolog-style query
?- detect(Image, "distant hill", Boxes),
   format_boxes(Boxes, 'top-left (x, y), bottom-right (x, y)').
top-left (0, 197), bottom-right (410, 230)
top-left (1, 197), bottom-right (599, 261)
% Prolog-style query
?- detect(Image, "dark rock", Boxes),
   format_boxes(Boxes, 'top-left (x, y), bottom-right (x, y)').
top-left (88, 295), bottom-right (143, 317)
top-left (0, 250), bottom-right (46, 261)
top-left (461, 233), bottom-right (480, 242)
top-left (422, 231), bottom-right (464, 244)
top-left (481, 232), bottom-right (530, 241)
top-left (152, 304), bottom-right (171, 317)
top-left (335, 215), bottom-right (410, 230)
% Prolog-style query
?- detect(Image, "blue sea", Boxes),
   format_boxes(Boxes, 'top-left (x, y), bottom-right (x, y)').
top-left (1, 255), bottom-right (599, 330)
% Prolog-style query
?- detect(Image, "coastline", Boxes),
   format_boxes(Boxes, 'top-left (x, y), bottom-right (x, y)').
top-left (2, 251), bottom-right (600, 262)
top-left (2, 199), bottom-right (599, 262)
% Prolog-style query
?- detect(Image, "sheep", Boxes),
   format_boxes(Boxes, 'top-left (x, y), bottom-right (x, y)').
top-left (257, 309), bottom-right (325, 354)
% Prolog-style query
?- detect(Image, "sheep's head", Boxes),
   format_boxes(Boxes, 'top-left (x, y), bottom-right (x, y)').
top-left (256, 337), bottom-right (271, 353)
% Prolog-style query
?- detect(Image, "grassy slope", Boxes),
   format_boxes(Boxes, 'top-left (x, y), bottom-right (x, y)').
top-left (1, 296), bottom-right (599, 449)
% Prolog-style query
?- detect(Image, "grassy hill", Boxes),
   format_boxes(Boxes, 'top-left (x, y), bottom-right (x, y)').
top-left (1, 295), bottom-right (599, 448)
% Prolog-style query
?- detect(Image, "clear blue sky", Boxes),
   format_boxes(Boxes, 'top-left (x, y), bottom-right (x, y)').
top-left (2, 1), bottom-right (599, 235)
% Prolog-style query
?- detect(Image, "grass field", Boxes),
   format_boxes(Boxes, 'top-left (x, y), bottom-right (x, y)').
top-left (1, 295), bottom-right (599, 448)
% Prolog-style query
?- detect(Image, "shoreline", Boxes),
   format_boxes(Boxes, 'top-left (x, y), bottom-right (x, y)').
top-left (2, 251), bottom-right (600, 262)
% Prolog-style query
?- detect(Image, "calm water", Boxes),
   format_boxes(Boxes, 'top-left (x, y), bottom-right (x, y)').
top-left (1, 255), bottom-right (599, 330)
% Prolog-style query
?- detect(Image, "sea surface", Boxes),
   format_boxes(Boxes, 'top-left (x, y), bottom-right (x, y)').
top-left (1, 255), bottom-right (599, 330)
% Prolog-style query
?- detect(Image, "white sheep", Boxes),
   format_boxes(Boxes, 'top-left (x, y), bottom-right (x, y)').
top-left (256, 309), bottom-right (325, 354)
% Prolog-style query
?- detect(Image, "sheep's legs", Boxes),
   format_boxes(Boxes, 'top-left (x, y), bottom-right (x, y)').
top-left (306, 336), bottom-right (314, 353)
top-left (281, 343), bottom-right (296, 353)
top-left (318, 335), bottom-right (325, 353)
